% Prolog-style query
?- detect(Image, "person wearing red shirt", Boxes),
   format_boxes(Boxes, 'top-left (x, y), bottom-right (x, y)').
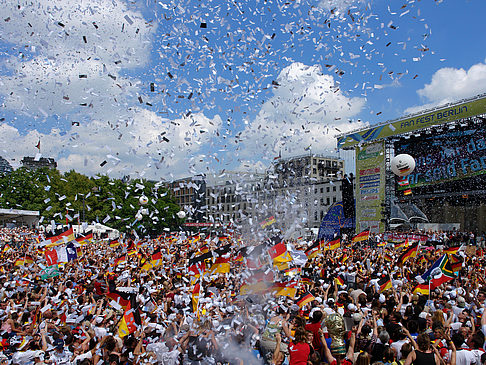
top-left (289, 328), bottom-right (311, 365)
top-left (305, 310), bottom-right (324, 356)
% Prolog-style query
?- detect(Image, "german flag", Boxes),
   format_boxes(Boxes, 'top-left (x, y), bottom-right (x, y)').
top-left (109, 240), bottom-right (120, 248)
top-left (192, 283), bottom-right (201, 313)
top-left (114, 254), bottom-right (127, 266)
top-left (413, 283), bottom-right (429, 296)
top-left (24, 255), bottom-right (34, 265)
top-left (300, 276), bottom-right (313, 285)
top-left (260, 216), bottom-right (276, 228)
top-left (106, 287), bottom-right (130, 309)
top-left (75, 233), bottom-right (93, 245)
top-left (209, 257), bottom-right (230, 274)
top-left (444, 246), bottom-right (461, 255)
top-left (384, 253), bottom-right (394, 262)
top-left (449, 254), bottom-right (463, 272)
top-left (14, 258), bottom-right (24, 266)
top-left (118, 295), bottom-right (141, 338)
top-left (188, 251), bottom-right (212, 277)
top-left (377, 241), bottom-right (386, 248)
top-left (305, 240), bottom-right (321, 259)
top-left (268, 242), bottom-right (291, 261)
top-left (335, 274), bottom-right (346, 286)
top-left (395, 241), bottom-right (406, 250)
top-left (141, 249), bottom-right (163, 271)
top-left (297, 291), bottom-right (315, 308)
top-left (327, 238), bottom-right (341, 250)
top-left (46, 228), bottom-right (75, 247)
top-left (403, 188), bottom-right (412, 196)
top-left (397, 242), bottom-right (418, 266)
top-left (340, 253), bottom-right (349, 264)
top-left (378, 275), bottom-right (392, 292)
top-left (272, 281), bottom-right (298, 298)
top-left (127, 241), bottom-right (137, 256)
top-left (352, 229), bottom-right (370, 243)
top-left (268, 242), bottom-right (292, 270)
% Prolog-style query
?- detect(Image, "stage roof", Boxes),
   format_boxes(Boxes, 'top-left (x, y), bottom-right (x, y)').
top-left (336, 94), bottom-right (486, 149)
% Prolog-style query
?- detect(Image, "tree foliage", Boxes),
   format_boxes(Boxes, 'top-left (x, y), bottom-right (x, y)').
top-left (0, 168), bottom-right (183, 236)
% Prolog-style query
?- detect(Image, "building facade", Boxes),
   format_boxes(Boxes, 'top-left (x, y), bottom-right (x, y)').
top-left (0, 156), bottom-right (13, 174)
top-left (21, 156), bottom-right (57, 170)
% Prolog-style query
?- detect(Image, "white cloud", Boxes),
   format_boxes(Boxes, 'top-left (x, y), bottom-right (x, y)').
top-left (406, 62), bottom-right (486, 114)
top-left (0, 109), bottom-right (223, 180)
top-left (318, 0), bottom-right (365, 13)
top-left (237, 62), bottom-right (366, 161)
top-left (0, 0), bottom-right (155, 119)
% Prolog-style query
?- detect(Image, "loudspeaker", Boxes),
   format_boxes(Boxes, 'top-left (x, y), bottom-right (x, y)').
top-left (342, 174), bottom-right (355, 218)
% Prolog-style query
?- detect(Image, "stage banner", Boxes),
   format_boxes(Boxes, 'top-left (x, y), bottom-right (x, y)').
top-left (338, 96), bottom-right (486, 149)
top-left (355, 141), bottom-right (385, 234)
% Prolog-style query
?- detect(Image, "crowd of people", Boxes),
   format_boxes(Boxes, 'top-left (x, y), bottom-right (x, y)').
top-left (0, 225), bottom-right (485, 365)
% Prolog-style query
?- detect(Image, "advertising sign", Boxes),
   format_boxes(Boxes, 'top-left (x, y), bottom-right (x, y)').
top-left (395, 125), bottom-right (486, 189)
top-left (355, 141), bottom-right (385, 234)
top-left (337, 96), bottom-right (486, 149)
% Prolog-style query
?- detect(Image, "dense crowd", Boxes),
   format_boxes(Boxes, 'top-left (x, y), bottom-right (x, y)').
top-left (0, 226), bottom-right (485, 365)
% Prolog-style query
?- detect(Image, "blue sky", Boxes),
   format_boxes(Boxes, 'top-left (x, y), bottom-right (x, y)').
top-left (1, 0), bottom-right (486, 180)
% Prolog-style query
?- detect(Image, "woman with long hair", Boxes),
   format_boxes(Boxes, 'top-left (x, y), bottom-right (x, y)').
top-left (288, 327), bottom-right (311, 365)
top-left (404, 333), bottom-right (440, 365)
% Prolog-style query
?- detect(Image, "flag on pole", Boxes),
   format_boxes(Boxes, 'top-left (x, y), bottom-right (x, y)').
top-left (305, 240), bottom-right (321, 259)
top-left (378, 275), bottom-right (392, 292)
top-left (118, 295), bottom-right (141, 337)
top-left (296, 291), bottom-right (315, 308)
top-left (352, 229), bottom-right (370, 243)
top-left (397, 242), bottom-right (419, 266)
top-left (413, 283), bottom-right (430, 296)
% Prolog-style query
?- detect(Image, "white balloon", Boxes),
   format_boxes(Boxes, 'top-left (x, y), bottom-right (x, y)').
top-left (391, 154), bottom-right (415, 176)
top-left (135, 213), bottom-right (143, 220)
top-left (176, 211), bottom-right (186, 219)
top-left (141, 208), bottom-right (149, 215)
top-left (139, 195), bottom-right (149, 205)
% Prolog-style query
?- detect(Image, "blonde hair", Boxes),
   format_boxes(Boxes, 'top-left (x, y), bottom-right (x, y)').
top-left (431, 310), bottom-right (445, 325)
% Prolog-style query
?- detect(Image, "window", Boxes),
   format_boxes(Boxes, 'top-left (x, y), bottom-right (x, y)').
top-left (320, 187), bottom-right (324, 193)
top-left (320, 211), bottom-right (324, 220)
top-left (333, 197), bottom-right (337, 203)
top-left (326, 187), bottom-right (330, 193)
top-left (333, 186), bottom-right (336, 192)
top-left (314, 211), bottom-right (318, 221)
top-left (313, 168), bottom-right (317, 174)
top-left (320, 198), bottom-right (324, 204)
top-left (326, 197), bottom-right (330, 205)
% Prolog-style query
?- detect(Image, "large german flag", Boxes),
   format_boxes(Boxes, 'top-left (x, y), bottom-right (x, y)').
top-left (118, 295), bottom-right (141, 338)
top-left (397, 242), bottom-right (418, 266)
top-left (209, 257), bottom-right (230, 274)
top-left (352, 229), bottom-right (370, 243)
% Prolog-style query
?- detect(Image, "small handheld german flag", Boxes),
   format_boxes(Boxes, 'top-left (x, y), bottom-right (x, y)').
top-left (378, 274), bottom-right (392, 292)
top-left (335, 274), bottom-right (346, 286)
top-left (296, 291), bottom-right (315, 308)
